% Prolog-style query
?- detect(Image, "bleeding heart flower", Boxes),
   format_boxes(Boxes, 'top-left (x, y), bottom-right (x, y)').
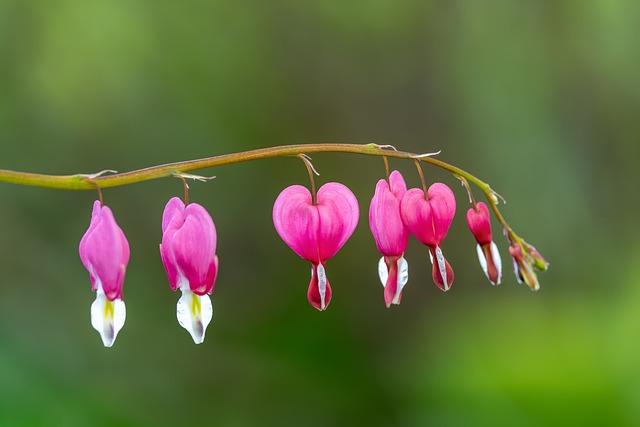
top-left (273, 182), bottom-right (359, 310)
top-left (160, 197), bottom-right (218, 344)
top-left (369, 170), bottom-right (409, 307)
top-left (509, 241), bottom-right (548, 291)
top-left (79, 200), bottom-right (130, 347)
top-left (466, 201), bottom-right (502, 285)
top-left (400, 183), bottom-right (456, 291)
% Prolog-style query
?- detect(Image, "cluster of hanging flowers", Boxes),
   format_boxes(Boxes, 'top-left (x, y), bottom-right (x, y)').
top-left (73, 149), bottom-right (548, 347)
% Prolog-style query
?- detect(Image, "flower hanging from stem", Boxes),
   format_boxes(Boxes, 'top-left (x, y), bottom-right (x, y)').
top-left (0, 143), bottom-right (548, 346)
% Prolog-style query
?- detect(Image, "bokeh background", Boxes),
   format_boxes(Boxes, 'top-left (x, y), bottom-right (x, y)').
top-left (1, 1), bottom-right (639, 426)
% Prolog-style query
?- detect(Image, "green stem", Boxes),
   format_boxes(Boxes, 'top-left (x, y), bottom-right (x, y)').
top-left (0, 143), bottom-right (517, 239)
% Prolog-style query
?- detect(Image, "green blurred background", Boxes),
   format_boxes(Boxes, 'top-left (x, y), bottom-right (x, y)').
top-left (1, 1), bottom-right (639, 426)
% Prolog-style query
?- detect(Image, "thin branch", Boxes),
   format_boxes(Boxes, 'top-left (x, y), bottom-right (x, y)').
top-left (0, 143), bottom-right (516, 238)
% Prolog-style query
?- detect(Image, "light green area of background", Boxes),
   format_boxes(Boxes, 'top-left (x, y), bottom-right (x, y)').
top-left (1, 1), bottom-right (639, 426)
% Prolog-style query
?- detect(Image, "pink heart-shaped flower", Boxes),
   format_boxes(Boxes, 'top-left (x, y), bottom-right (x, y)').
top-left (273, 182), bottom-right (359, 310)
top-left (400, 183), bottom-right (456, 246)
top-left (401, 183), bottom-right (456, 291)
top-left (273, 183), bottom-right (359, 264)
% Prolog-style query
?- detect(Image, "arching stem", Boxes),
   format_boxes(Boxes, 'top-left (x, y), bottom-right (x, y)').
top-left (0, 143), bottom-right (517, 239)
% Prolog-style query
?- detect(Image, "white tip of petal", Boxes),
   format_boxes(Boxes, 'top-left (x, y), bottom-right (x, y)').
top-left (317, 263), bottom-right (327, 310)
top-left (435, 246), bottom-right (449, 291)
top-left (393, 256), bottom-right (409, 305)
top-left (91, 291), bottom-right (125, 348)
top-left (378, 257), bottom-right (388, 287)
top-left (177, 289), bottom-right (213, 344)
top-left (476, 244), bottom-right (489, 279)
top-left (491, 241), bottom-right (502, 285)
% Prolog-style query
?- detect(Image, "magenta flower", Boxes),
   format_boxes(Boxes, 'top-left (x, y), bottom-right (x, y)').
top-left (79, 200), bottom-right (130, 347)
top-left (466, 201), bottom-right (502, 285)
top-left (160, 197), bottom-right (218, 344)
top-left (401, 183), bottom-right (456, 291)
top-left (273, 183), bottom-right (359, 310)
top-left (369, 170), bottom-right (409, 307)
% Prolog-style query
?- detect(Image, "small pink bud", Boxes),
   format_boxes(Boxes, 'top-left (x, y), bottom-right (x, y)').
top-left (273, 182), bottom-right (359, 311)
top-left (509, 243), bottom-right (538, 291)
top-left (509, 242), bottom-right (547, 291)
top-left (400, 183), bottom-right (456, 291)
top-left (369, 170), bottom-right (409, 307)
top-left (79, 200), bottom-right (130, 347)
top-left (466, 202), bottom-right (502, 285)
top-left (160, 197), bottom-right (218, 344)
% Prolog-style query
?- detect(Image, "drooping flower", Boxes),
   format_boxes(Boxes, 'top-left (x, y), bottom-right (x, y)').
top-left (466, 201), bottom-right (502, 285)
top-left (160, 197), bottom-right (218, 344)
top-left (273, 182), bottom-right (359, 310)
top-left (400, 183), bottom-right (456, 291)
top-left (79, 200), bottom-right (130, 347)
top-left (369, 170), bottom-right (409, 307)
top-left (509, 241), bottom-right (548, 291)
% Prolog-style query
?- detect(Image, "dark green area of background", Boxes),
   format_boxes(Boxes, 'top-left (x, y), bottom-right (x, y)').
top-left (1, 1), bottom-right (639, 426)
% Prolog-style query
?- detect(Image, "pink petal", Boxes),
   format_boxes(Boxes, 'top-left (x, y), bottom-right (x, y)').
top-left (272, 183), bottom-right (359, 263)
top-left (369, 171), bottom-right (408, 257)
top-left (79, 201), bottom-right (130, 301)
top-left (169, 203), bottom-right (218, 295)
top-left (466, 202), bottom-right (492, 245)
top-left (162, 197), bottom-right (185, 233)
top-left (315, 183), bottom-right (360, 261)
top-left (382, 256), bottom-right (399, 308)
top-left (159, 240), bottom-right (179, 291)
top-left (401, 183), bottom-right (456, 246)
top-left (272, 185), bottom-right (321, 262)
top-left (388, 170), bottom-right (408, 200)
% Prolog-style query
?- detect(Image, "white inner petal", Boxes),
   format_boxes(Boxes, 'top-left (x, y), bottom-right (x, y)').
top-left (177, 288), bottom-right (213, 344)
top-left (317, 263), bottom-right (327, 310)
top-left (435, 246), bottom-right (449, 291)
top-left (490, 241), bottom-right (502, 285)
top-left (393, 256), bottom-right (409, 305)
top-left (378, 256), bottom-right (388, 287)
top-left (512, 259), bottom-right (523, 284)
top-left (476, 244), bottom-right (489, 280)
top-left (90, 288), bottom-right (126, 348)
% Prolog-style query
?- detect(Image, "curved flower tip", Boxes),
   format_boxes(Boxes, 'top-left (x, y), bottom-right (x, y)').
top-left (509, 242), bottom-right (547, 291)
top-left (91, 290), bottom-right (126, 347)
top-left (177, 289), bottom-right (213, 344)
top-left (160, 197), bottom-right (218, 343)
top-left (378, 256), bottom-right (408, 307)
top-left (401, 183), bottom-right (456, 291)
top-left (273, 182), bottom-right (359, 310)
top-left (79, 200), bottom-right (130, 347)
top-left (369, 170), bottom-right (410, 306)
top-left (466, 202), bottom-right (502, 285)
top-left (308, 263), bottom-right (332, 311)
top-left (428, 246), bottom-right (455, 291)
